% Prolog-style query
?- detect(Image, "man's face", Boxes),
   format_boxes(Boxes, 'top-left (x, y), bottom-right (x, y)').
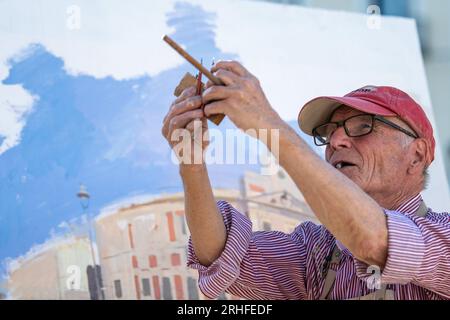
top-left (325, 106), bottom-right (412, 196)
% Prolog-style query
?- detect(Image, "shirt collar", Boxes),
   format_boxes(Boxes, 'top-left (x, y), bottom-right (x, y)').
top-left (393, 193), bottom-right (423, 217)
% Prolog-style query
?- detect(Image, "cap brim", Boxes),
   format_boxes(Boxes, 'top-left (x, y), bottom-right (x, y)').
top-left (298, 96), bottom-right (397, 136)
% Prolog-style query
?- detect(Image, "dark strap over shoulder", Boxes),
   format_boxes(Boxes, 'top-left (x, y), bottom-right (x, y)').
top-left (319, 201), bottom-right (428, 300)
top-left (416, 201), bottom-right (428, 218)
top-left (319, 244), bottom-right (342, 300)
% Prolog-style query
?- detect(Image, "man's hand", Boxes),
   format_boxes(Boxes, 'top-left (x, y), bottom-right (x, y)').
top-left (162, 86), bottom-right (209, 166)
top-left (202, 60), bottom-right (284, 134)
top-left (162, 86), bottom-right (226, 267)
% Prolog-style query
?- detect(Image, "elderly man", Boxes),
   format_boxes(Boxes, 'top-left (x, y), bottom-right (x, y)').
top-left (161, 61), bottom-right (449, 300)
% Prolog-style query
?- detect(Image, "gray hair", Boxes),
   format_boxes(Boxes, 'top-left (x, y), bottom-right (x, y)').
top-left (423, 167), bottom-right (430, 190)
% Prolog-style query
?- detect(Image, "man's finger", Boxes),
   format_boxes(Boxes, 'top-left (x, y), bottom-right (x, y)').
top-left (168, 109), bottom-right (205, 135)
top-left (203, 101), bottom-right (227, 118)
top-left (187, 119), bottom-right (202, 136)
top-left (166, 96), bottom-right (203, 122)
top-left (175, 86), bottom-right (196, 103)
top-left (186, 119), bottom-right (207, 145)
top-left (186, 120), bottom-right (196, 133)
top-left (163, 101), bottom-right (201, 139)
top-left (211, 60), bottom-right (250, 77)
top-left (202, 85), bottom-right (235, 105)
top-left (205, 80), bottom-right (214, 90)
top-left (164, 87), bottom-right (199, 123)
top-left (212, 69), bottom-right (240, 86)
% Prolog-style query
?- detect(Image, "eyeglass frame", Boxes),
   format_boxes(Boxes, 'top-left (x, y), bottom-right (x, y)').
top-left (312, 114), bottom-right (418, 147)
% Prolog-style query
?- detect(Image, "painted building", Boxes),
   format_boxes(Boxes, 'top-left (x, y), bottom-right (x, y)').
top-left (4, 168), bottom-right (320, 300)
top-left (241, 169), bottom-right (320, 233)
top-left (6, 236), bottom-right (93, 300)
top-left (95, 190), bottom-right (244, 300)
top-left (95, 168), bottom-right (319, 300)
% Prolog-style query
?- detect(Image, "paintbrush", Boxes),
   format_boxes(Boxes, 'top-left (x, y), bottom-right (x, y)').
top-left (163, 35), bottom-right (225, 125)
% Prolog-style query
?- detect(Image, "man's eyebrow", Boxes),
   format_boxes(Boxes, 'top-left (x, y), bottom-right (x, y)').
top-left (329, 106), bottom-right (367, 121)
top-left (328, 105), bottom-right (347, 121)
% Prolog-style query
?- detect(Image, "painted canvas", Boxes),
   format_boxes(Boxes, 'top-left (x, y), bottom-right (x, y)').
top-left (0, 0), bottom-right (448, 300)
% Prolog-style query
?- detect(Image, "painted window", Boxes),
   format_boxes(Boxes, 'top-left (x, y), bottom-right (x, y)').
top-left (149, 255), bottom-right (157, 268)
top-left (134, 275), bottom-right (141, 300)
top-left (162, 276), bottom-right (173, 300)
top-left (114, 279), bottom-right (122, 298)
top-left (171, 253), bottom-right (181, 266)
top-left (152, 276), bottom-right (161, 300)
top-left (187, 277), bottom-right (199, 300)
top-left (166, 212), bottom-right (176, 241)
top-left (249, 183), bottom-right (265, 193)
top-left (176, 211), bottom-right (187, 235)
top-left (174, 275), bottom-right (184, 300)
top-left (142, 278), bottom-right (151, 297)
top-left (132, 255), bottom-right (138, 268)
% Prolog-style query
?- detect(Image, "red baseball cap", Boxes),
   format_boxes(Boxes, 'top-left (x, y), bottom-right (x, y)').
top-left (298, 85), bottom-right (435, 164)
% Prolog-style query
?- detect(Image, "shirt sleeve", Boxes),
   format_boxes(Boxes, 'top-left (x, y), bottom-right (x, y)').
top-left (354, 210), bottom-right (450, 298)
top-left (187, 200), bottom-right (309, 300)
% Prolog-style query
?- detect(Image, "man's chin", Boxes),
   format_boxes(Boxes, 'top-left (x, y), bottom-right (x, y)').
top-left (338, 167), bottom-right (359, 181)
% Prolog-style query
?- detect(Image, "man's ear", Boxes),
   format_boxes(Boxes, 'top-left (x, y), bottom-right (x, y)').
top-left (407, 138), bottom-right (428, 175)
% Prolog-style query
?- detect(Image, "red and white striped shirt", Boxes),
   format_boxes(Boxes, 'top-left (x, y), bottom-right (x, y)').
top-left (187, 194), bottom-right (450, 300)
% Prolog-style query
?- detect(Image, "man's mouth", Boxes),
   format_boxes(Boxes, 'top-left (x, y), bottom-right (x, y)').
top-left (333, 161), bottom-right (357, 170)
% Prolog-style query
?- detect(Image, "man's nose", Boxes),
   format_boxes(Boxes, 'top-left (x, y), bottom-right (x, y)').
top-left (329, 126), bottom-right (352, 151)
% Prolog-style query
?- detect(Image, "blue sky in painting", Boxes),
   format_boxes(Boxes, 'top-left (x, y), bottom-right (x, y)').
top-left (0, 2), bottom-right (315, 273)
top-left (0, 2), bottom-right (240, 268)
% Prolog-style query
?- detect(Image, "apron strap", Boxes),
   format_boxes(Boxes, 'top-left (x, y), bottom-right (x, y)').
top-left (416, 201), bottom-right (428, 218)
top-left (374, 284), bottom-right (388, 300)
top-left (319, 244), bottom-right (342, 300)
top-left (319, 200), bottom-right (428, 300)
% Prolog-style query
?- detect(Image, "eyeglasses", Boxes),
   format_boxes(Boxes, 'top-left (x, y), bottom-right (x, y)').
top-left (312, 114), bottom-right (418, 147)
